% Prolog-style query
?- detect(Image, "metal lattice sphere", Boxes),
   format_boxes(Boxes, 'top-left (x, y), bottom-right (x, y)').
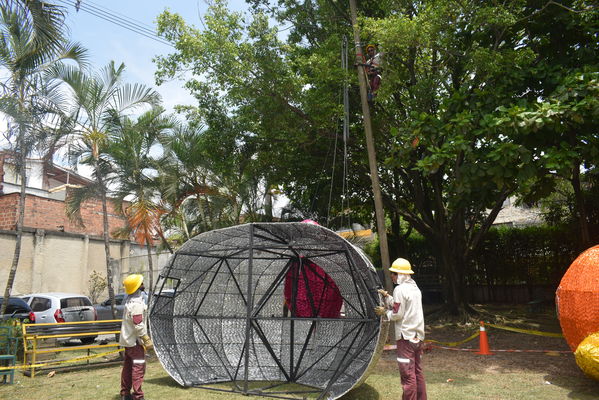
top-left (149, 222), bottom-right (387, 400)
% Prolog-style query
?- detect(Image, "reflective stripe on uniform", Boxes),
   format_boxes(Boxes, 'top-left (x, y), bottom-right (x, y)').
top-left (133, 359), bottom-right (146, 364)
top-left (397, 358), bottom-right (410, 363)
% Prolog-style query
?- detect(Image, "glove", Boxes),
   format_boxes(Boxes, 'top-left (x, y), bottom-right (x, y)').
top-left (140, 334), bottom-right (153, 352)
top-left (377, 289), bottom-right (390, 298)
top-left (374, 306), bottom-right (387, 316)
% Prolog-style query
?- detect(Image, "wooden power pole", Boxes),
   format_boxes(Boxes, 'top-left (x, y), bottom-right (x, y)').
top-left (348, 0), bottom-right (393, 291)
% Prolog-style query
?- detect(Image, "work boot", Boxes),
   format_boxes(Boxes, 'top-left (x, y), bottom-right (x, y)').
top-left (121, 395), bottom-right (132, 400)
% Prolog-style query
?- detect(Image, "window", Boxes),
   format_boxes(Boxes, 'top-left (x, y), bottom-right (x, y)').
top-left (6, 303), bottom-right (29, 314)
top-left (61, 297), bottom-right (92, 308)
top-left (0, 298), bottom-right (29, 314)
top-left (30, 297), bottom-right (51, 312)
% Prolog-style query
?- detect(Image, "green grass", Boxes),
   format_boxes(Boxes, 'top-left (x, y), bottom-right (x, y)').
top-left (3, 306), bottom-right (599, 399)
top-left (2, 351), bottom-right (598, 400)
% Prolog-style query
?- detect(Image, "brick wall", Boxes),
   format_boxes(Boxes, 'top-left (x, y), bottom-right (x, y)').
top-left (0, 192), bottom-right (129, 239)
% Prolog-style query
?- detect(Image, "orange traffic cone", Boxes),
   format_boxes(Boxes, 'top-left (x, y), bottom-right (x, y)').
top-left (476, 321), bottom-right (494, 355)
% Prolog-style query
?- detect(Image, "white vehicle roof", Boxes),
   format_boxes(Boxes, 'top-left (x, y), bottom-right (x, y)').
top-left (21, 292), bottom-right (91, 299)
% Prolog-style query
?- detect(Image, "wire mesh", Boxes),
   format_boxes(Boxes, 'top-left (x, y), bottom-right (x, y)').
top-left (149, 222), bottom-right (387, 400)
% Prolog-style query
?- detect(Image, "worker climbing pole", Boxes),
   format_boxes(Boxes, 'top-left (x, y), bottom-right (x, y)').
top-left (348, 0), bottom-right (393, 292)
top-left (364, 44), bottom-right (382, 102)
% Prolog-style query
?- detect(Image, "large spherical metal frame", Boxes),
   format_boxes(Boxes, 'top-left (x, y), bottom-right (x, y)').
top-left (149, 222), bottom-right (387, 400)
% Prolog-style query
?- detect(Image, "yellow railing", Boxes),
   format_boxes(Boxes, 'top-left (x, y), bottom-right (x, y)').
top-left (22, 320), bottom-right (123, 377)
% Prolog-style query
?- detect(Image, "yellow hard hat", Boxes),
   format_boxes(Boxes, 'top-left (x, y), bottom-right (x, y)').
top-left (389, 258), bottom-right (414, 274)
top-left (123, 274), bottom-right (144, 295)
top-left (366, 44), bottom-right (376, 51)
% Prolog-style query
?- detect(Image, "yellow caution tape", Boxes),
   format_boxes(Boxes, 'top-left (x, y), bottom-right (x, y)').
top-left (0, 348), bottom-right (123, 371)
top-left (486, 323), bottom-right (564, 338)
top-left (425, 331), bottom-right (480, 347)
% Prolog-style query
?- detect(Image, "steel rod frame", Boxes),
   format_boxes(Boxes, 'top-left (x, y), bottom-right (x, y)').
top-left (150, 222), bottom-right (386, 400)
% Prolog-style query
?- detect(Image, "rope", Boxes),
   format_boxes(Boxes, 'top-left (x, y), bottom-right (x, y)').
top-left (425, 331), bottom-right (481, 347)
top-left (383, 321), bottom-right (567, 353)
top-left (383, 331), bottom-right (480, 351)
top-left (485, 323), bottom-right (564, 338)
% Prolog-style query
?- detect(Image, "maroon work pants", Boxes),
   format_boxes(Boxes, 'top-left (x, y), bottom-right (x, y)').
top-left (396, 339), bottom-right (427, 400)
top-left (121, 344), bottom-right (146, 400)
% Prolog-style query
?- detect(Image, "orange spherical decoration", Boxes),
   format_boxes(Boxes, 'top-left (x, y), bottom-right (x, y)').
top-left (556, 245), bottom-right (599, 351)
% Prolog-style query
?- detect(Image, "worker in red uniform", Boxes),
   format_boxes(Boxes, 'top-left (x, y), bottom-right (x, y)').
top-left (120, 274), bottom-right (153, 400)
top-left (375, 258), bottom-right (427, 400)
top-left (365, 44), bottom-right (382, 101)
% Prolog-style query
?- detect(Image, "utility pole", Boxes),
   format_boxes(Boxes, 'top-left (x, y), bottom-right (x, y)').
top-left (348, 0), bottom-right (392, 291)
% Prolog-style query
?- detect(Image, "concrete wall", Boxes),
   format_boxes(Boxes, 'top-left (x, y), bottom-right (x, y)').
top-left (0, 228), bottom-right (167, 300)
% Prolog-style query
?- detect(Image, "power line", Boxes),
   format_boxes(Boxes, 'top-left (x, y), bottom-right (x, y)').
top-left (66, 0), bottom-right (172, 47)
top-left (60, 0), bottom-right (160, 38)
top-left (55, 0), bottom-right (173, 48)
top-left (81, 0), bottom-right (157, 31)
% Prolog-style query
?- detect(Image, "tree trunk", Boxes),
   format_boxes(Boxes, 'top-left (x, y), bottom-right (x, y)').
top-left (196, 194), bottom-right (208, 232)
top-left (145, 240), bottom-right (154, 296)
top-left (2, 143), bottom-right (27, 315)
top-left (436, 239), bottom-right (470, 317)
top-left (264, 187), bottom-right (273, 222)
top-left (571, 162), bottom-right (590, 249)
top-left (96, 165), bottom-right (117, 320)
top-left (157, 229), bottom-right (174, 254)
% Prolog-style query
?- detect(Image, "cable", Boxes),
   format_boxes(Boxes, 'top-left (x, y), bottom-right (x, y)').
top-left (326, 106), bottom-right (339, 226)
top-left (60, 0), bottom-right (158, 36)
top-left (55, 0), bottom-right (173, 47)
top-left (66, 0), bottom-right (172, 46)
top-left (81, 0), bottom-right (156, 31)
top-left (341, 35), bottom-right (350, 229)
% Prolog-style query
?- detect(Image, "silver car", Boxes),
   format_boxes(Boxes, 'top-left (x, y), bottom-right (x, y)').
top-left (94, 293), bottom-right (128, 320)
top-left (21, 292), bottom-right (98, 344)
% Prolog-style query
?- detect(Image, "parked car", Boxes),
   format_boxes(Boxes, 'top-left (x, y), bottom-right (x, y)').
top-left (94, 293), bottom-right (127, 320)
top-left (21, 293), bottom-right (97, 344)
top-left (0, 297), bottom-right (35, 323)
top-left (95, 291), bottom-right (153, 320)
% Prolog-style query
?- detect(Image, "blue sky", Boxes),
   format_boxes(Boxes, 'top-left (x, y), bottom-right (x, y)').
top-left (1, 1), bottom-right (290, 214)
top-left (60, 0), bottom-right (249, 112)
top-left (58, 1), bottom-right (290, 214)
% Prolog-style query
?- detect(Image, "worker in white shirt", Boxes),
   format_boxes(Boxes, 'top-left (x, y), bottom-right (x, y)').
top-left (375, 258), bottom-right (427, 400)
top-left (120, 274), bottom-right (153, 400)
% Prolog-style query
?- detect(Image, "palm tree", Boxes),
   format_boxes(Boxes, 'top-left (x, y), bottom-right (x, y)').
top-left (0, 0), bottom-right (87, 313)
top-left (53, 61), bottom-right (161, 318)
top-left (108, 107), bottom-right (176, 293)
top-left (157, 124), bottom-right (225, 237)
top-left (9, 0), bottom-right (68, 51)
top-left (156, 123), bottom-right (265, 238)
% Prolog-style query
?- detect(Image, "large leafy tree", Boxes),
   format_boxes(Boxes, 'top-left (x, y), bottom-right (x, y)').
top-left (359, 0), bottom-right (597, 314)
top-left (154, 0), bottom-right (597, 315)
top-left (155, 0), bottom-right (346, 221)
top-left (0, 0), bottom-right (86, 313)
top-left (52, 61), bottom-right (160, 317)
top-left (496, 70), bottom-right (598, 248)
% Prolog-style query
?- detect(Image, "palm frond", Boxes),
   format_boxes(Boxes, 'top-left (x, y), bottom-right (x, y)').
top-left (65, 182), bottom-right (102, 226)
top-left (113, 83), bottom-right (162, 113)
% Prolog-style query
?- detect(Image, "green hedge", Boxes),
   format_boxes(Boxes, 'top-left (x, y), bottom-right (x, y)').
top-left (467, 225), bottom-right (583, 286)
top-left (367, 224), bottom-right (595, 288)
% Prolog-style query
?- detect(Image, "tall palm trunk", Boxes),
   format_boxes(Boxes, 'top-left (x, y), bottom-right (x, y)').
top-left (96, 163), bottom-right (117, 319)
top-left (160, 231), bottom-right (173, 254)
top-left (145, 241), bottom-right (154, 297)
top-left (1, 127), bottom-right (27, 314)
